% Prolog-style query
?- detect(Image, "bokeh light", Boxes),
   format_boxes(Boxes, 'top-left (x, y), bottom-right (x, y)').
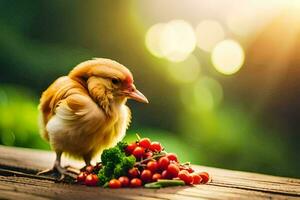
top-left (167, 55), bottom-right (201, 83)
top-left (180, 76), bottom-right (223, 112)
top-left (195, 20), bottom-right (225, 52)
top-left (145, 23), bottom-right (166, 58)
top-left (211, 39), bottom-right (245, 75)
top-left (194, 77), bottom-right (223, 110)
top-left (145, 20), bottom-right (196, 62)
top-left (160, 20), bottom-right (196, 62)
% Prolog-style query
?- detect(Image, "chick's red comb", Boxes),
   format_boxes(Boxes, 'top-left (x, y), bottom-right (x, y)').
top-left (124, 75), bottom-right (133, 85)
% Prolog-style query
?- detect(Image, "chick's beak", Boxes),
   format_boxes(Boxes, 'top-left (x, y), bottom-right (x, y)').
top-left (124, 84), bottom-right (149, 103)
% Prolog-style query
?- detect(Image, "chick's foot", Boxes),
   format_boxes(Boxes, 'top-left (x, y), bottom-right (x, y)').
top-left (37, 161), bottom-right (78, 181)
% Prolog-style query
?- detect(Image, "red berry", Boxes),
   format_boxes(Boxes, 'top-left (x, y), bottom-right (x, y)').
top-left (77, 172), bottom-right (87, 182)
top-left (85, 174), bottom-right (99, 186)
top-left (139, 138), bottom-right (151, 149)
top-left (126, 142), bottom-right (137, 154)
top-left (167, 163), bottom-right (180, 177)
top-left (149, 142), bottom-right (162, 152)
top-left (128, 167), bottom-right (139, 178)
top-left (199, 172), bottom-right (210, 183)
top-left (152, 173), bottom-right (162, 181)
top-left (161, 170), bottom-right (172, 179)
top-left (141, 169), bottom-right (152, 183)
top-left (118, 176), bottom-right (130, 187)
top-left (130, 178), bottom-right (142, 187)
top-left (187, 167), bottom-right (194, 173)
top-left (191, 173), bottom-right (202, 184)
top-left (161, 170), bottom-right (168, 179)
top-left (146, 161), bottom-right (158, 172)
top-left (178, 170), bottom-right (193, 185)
top-left (166, 153), bottom-right (178, 162)
top-left (109, 179), bottom-right (122, 188)
top-left (132, 146), bottom-right (144, 159)
top-left (158, 156), bottom-right (170, 170)
top-left (85, 165), bottom-right (94, 174)
top-left (143, 151), bottom-right (153, 159)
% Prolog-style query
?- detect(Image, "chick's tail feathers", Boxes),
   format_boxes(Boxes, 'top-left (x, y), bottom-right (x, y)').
top-left (38, 76), bottom-right (87, 142)
top-left (38, 111), bottom-right (49, 141)
top-left (38, 88), bottom-right (55, 141)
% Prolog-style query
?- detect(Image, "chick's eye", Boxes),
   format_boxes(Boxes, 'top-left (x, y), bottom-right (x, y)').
top-left (111, 78), bottom-right (120, 85)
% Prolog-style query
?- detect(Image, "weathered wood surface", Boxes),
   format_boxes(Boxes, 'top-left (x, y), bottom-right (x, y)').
top-left (0, 145), bottom-right (299, 200)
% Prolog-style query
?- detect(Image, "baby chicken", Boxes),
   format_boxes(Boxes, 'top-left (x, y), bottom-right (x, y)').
top-left (38, 58), bottom-right (148, 179)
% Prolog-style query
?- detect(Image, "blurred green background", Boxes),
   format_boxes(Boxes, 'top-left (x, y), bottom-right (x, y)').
top-left (0, 0), bottom-right (299, 178)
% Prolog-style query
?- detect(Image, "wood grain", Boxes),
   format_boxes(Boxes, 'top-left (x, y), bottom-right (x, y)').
top-left (0, 145), bottom-right (299, 200)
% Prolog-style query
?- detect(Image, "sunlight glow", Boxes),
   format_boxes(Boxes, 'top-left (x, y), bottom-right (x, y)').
top-left (226, 2), bottom-right (284, 37)
top-left (226, 8), bottom-right (257, 37)
top-left (211, 39), bottom-right (245, 75)
top-left (196, 20), bottom-right (225, 52)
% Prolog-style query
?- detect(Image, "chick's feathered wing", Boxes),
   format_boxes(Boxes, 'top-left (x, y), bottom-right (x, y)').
top-left (39, 75), bottom-right (131, 160)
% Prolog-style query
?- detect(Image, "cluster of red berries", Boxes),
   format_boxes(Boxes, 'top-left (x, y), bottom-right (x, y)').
top-left (77, 137), bottom-right (210, 188)
top-left (118, 138), bottom-right (210, 188)
top-left (76, 164), bottom-right (101, 186)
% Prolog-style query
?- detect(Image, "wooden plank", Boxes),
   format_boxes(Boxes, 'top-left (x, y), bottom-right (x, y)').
top-left (0, 145), bottom-right (300, 200)
top-left (1, 175), bottom-right (299, 200)
top-left (1, 172), bottom-right (299, 200)
top-left (192, 166), bottom-right (300, 195)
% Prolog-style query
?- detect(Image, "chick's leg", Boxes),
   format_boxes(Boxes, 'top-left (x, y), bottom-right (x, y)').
top-left (37, 151), bottom-right (78, 180)
top-left (78, 154), bottom-right (92, 172)
top-left (84, 154), bottom-right (91, 166)
top-left (36, 151), bottom-right (62, 175)
top-left (81, 154), bottom-right (102, 171)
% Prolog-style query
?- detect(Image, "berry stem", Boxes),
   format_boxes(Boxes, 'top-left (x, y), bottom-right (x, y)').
top-left (180, 162), bottom-right (191, 166)
top-left (136, 133), bottom-right (141, 141)
top-left (134, 152), bottom-right (166, 166)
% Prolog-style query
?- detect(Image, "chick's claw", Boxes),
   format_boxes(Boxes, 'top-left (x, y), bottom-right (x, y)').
top-left (64, 165), bottom-right (81, 174)
top-left (55, 169), bottom-right (78, 182)
top-left (37, 164), bottom-right (78, 182)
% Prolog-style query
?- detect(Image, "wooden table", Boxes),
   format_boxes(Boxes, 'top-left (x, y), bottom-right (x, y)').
top-left (0, 145), bottom-right (299, 200)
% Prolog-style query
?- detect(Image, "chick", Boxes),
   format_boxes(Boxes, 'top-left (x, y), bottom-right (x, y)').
top-left (38, 58), bottom-right (148, 179)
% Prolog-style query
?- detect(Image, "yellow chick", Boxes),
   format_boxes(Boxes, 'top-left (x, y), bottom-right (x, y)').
top-left (38, 58), bottom-right (148, 179)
